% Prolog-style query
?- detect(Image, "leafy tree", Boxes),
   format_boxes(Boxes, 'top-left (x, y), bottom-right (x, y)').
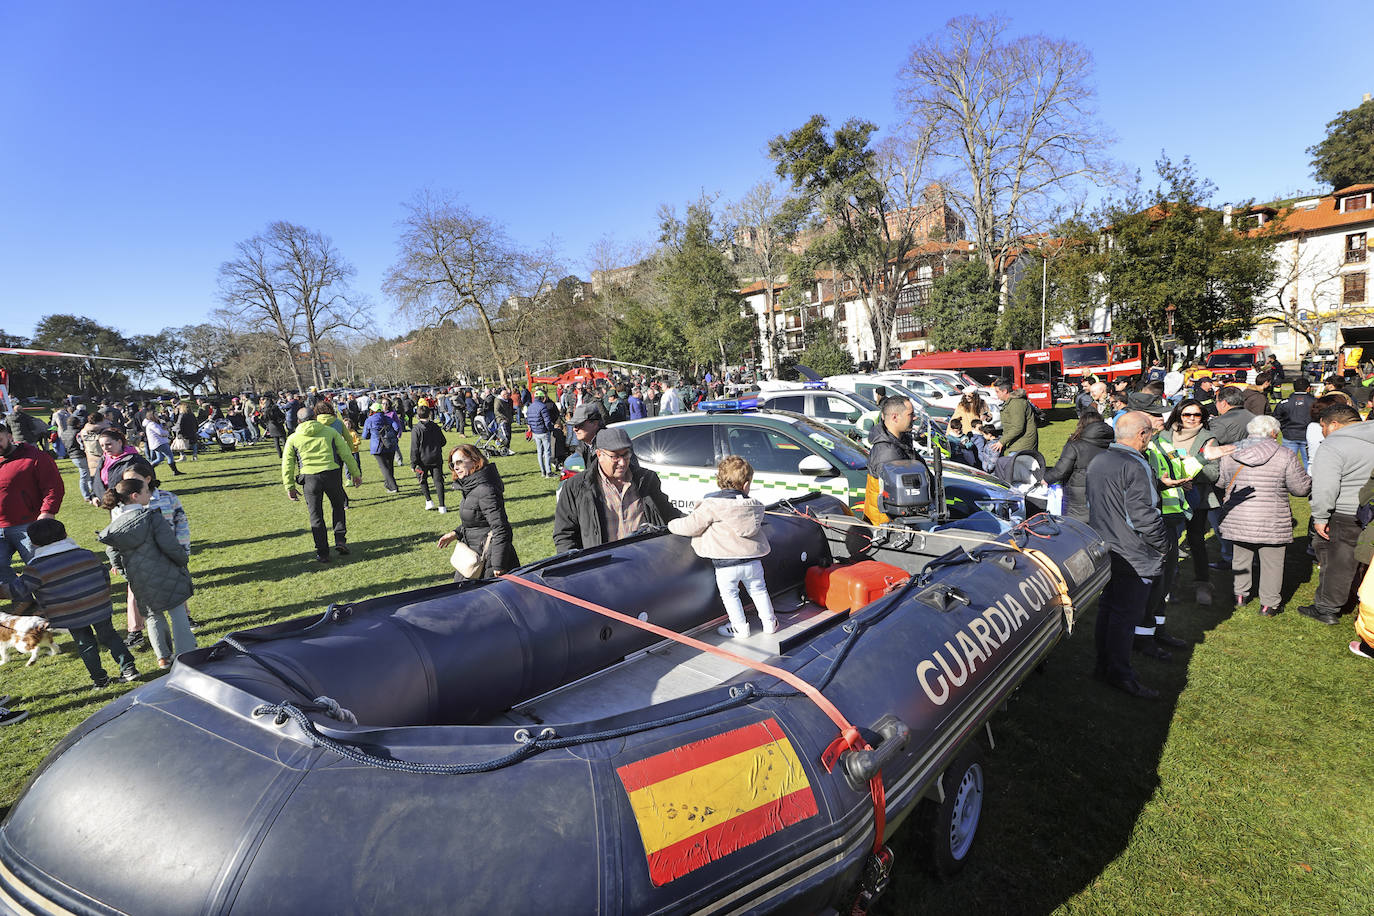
top-left (655, 199), bottom-right (752, 372)
top-left (771, 117), bottom-right (934, 370)
top-left (898, 14), bottom-right (1116, 280)
top-left (1100, 155), bottom-right (1277, 359)
top-left (29, 315), bottom-right (140, 396)
top-left (926, 260), bottom-right (1000, 350)
top-left (1307, 97), bottom-right (1374, 191)
top-left (794, 319), bottom-right (854, 377)
top-left (611, 299), bottom-right (685, 370)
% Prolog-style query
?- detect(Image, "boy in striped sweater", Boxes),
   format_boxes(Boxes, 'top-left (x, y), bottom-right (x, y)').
top-left (2, 518), bottom-right (137, 687)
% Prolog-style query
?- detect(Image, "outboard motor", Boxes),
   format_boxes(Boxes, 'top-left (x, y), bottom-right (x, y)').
top-left (876, 459), bottom-right (932, 519)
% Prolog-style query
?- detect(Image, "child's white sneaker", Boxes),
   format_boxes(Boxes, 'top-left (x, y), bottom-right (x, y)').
top-left (438, 506), bottom-right (448, 513)
top-left (424, 500), bottom-right (435, 511)
top-left (762, 619), bottom-right (778, 635)
top-left (717, 624), bottom-right (750, 639)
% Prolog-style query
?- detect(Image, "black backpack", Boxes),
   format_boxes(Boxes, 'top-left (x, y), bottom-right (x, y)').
top-left (379, 419), bottom-right (399, 453)
top-left (1030, 402), bottom-right (1050, 428)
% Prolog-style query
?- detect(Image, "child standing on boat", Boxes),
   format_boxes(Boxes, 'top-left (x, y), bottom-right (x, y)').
top-left (668, 456), bottom-right (778, 639)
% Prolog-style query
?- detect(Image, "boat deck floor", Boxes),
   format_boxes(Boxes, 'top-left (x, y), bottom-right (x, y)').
top-left (489, 590), bottom-right (848, 728)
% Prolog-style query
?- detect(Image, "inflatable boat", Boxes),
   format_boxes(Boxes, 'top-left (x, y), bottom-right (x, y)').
top-left (0, 494), bottom-right (1109, 915)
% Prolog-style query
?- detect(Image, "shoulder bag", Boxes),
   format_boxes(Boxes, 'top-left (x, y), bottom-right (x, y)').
top-left (450, 530), bottom-right (494, 579)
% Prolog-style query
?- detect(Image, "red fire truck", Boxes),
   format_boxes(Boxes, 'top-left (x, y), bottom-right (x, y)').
top-left (901, 339), bottom-right (1143, 409)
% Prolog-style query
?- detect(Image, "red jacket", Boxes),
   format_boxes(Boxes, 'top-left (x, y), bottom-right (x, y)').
top-left (0, 442), bottom-right (64, 527)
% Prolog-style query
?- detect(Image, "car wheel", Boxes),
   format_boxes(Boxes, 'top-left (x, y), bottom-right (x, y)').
top-left (916, 740), bottom-right (986, 877)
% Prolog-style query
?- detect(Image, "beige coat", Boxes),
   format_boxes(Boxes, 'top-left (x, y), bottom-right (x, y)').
top-left (667, 491), bottom-right (770, 560)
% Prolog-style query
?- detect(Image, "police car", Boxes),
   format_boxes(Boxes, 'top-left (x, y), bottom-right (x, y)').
top-left (568, 406), bottom-right (1023, 520)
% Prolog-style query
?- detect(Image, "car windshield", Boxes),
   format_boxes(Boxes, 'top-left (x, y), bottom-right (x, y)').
top-left (1062, 344), bottom-right (1109, 368)
top-left (788, 416), bottom-right (868, 469)
top-left (1207, 352), bottom-right (1257, 369)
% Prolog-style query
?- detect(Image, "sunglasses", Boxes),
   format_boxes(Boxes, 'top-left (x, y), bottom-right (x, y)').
top-left (1180, 412), bottom-right (1203, 419)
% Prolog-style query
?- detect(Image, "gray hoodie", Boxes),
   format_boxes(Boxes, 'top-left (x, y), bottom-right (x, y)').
top-left (1309, 420), bottom-right (1374, 523)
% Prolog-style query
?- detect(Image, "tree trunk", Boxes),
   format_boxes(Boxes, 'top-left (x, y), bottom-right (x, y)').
top-left (473, 305), bottom-right (508, 388)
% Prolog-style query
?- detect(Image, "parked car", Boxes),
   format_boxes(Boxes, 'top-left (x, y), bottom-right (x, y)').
top-left (744, 382), bottom-right (879, 442)
top-left (563, 409), bottom-right (1023, 521)
top-left (822, 375), bottom-right (956, 421)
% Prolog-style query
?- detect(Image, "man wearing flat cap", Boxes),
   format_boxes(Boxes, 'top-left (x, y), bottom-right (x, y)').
top-left (553, 427), bottom-right (681, 553)
top-left (568, 402), bottom-right (607, 468)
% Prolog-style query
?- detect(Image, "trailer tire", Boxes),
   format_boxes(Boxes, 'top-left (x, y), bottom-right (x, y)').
top-left (919, 740), bottom-right (986, 877)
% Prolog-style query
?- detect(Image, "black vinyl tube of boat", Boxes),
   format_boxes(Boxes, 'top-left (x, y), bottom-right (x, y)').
top-left (228, 514), bottom-right (1028, 776)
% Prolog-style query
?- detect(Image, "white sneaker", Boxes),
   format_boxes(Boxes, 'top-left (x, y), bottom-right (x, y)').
top-left (424, 500), bottom-right (435, 511)
top-left (762, 620), bottom-right (778, 635)
top-left (717, 624), bottom-right (750, 639)
top-left (438, 506), bottom-right (448, 513)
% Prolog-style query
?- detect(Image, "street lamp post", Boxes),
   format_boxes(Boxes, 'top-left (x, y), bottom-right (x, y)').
top-left (1040, 255), bottom-right (1048, 348)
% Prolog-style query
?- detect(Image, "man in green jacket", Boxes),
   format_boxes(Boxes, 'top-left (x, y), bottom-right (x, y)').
top-left (990, 378), bottom-right (1039, 456)
top-left (282, 406), bottom-right (362, 563)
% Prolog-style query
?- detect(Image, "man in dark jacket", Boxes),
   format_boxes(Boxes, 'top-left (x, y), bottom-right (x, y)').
top-left (526, 389), bottom-right (558, 478)
top-left (1085, 411), bottom-right (1169, 699)
top-left (1207, 387), bottom-right (1255, 445)
top-left (552, 427), bottom-right (681, 553)
top-left (1273, 376), bottom-right (1315, 466)
top-left (863, 396), bottom-right (931, 523)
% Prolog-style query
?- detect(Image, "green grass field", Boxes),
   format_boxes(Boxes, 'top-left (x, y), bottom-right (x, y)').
top-left (1, 415), bottom-right (1370, 914)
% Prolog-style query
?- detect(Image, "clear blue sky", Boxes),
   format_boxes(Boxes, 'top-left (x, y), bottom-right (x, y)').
top-left (1, 1), bottom-right (1365, 341)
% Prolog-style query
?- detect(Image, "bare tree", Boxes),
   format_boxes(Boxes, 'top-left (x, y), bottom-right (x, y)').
top-left (384, 193), bottom-right (523, 387)
top-left (1260, 240), bottom-right (1350, 353)
top-left (218, 233), bottom-right (306, 390)
top-left (268, 222), bottom-right (371, 388)
top-left (897, 14), bottom-right (1115, 279)
top-left (727, 181), bottom-right (800, 372)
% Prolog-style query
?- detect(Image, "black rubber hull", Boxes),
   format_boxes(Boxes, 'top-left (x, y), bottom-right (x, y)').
top-left (0, 499), bottom-right (1109, 916)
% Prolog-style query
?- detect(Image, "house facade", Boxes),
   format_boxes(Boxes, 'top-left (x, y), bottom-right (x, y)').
top-left (739, 241), bottom-right (973, 372)
top-left (1243, 184), bottom-right (1374, 364)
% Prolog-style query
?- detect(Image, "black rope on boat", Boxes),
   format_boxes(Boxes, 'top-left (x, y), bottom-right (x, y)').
top-left (250, 685), bottom-right (763, 775)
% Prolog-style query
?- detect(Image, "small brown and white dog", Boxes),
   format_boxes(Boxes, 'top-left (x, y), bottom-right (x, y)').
top-left (0, 613), bottom-right (58, 666)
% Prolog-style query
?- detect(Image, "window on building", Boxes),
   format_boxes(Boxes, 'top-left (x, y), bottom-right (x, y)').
top-left (1344, 272), bottom-right (1367, 304)
top-left (841, 278), bottom-right (854, 292)
top-left (1341, 194), bottom-right (1369, 213)
top-left (833, 303), bottom-right (846, 321)
top-left (1347, 232), bottom-right (1367, 264)
top-left (895, 312), bottom-right (925, 341)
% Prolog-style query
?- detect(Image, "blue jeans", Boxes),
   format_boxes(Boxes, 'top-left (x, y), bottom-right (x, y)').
top-left (0, 524), bottom-right (34, 584)
top-left (714, 560), bottom-right (777, 635)
top-left (1281, 438), bottom-right (1307, 469)
top-left (72, 456), bottom-right (95, 502)
top-left (149, 443), bottom-right (178, 470)
top-left (533, 433), bottom-right (553, 475)
top-left (1207, 506), bottom-right (1233, 563)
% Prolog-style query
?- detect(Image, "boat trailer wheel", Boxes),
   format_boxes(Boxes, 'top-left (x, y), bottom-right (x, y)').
top-left (919, 740), bottom-right (986, 878)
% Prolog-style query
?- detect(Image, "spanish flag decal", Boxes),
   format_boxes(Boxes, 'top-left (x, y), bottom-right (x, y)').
top-left (617, 718), bottom-right (818, 886)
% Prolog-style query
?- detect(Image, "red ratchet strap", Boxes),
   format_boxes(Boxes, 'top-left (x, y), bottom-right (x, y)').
top-left (500, 573), bottom-right (887, 854)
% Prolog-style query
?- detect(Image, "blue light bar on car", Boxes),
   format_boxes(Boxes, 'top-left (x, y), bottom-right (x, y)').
top-left (698, 398), bottom-right (758, 413)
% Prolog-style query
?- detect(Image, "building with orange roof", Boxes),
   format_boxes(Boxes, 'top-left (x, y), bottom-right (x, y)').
top-left (1235, 184), bottom-right (1374, 364)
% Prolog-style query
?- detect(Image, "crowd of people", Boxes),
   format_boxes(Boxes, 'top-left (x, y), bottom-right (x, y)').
top-left (1059, 363), bottom-right (1374, 699)
top-left (0, 354), bottom-right (1370, 725)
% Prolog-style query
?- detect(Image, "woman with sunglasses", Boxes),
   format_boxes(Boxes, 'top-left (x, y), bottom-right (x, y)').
top-left (435, 444), bottom-right (518, 580)
top-left (1159, 399), bottom-right (1221, 605)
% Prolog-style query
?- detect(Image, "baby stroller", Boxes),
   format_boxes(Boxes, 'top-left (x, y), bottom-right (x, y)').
top-left (475, 423), bottom-right (513, 459)
top-left (198, 418), bottom-right (238, 452)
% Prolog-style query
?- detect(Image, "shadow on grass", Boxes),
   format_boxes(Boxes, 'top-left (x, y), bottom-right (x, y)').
top-left (194, 534), bottom-right (435, 590)
top-left (884, 554), bottom-right (1234, 915)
